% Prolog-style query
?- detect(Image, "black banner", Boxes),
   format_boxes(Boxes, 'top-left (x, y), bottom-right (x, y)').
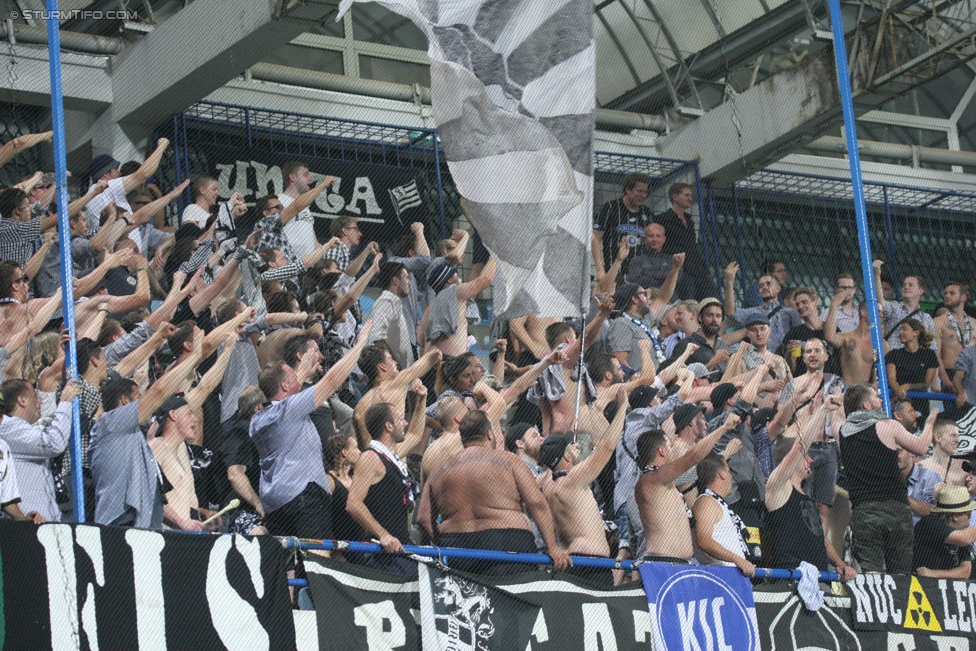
top-left (0, 521), bottom-right (296, 651)
top-left (756, 584), bottom-right (976, 650)
top-left (194, 145), bottom-right (430, 245)
top-left (306, 558), bottom-right (652, 651)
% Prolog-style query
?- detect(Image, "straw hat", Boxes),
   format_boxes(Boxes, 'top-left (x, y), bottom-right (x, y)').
top-left (932, 485), bottom-right (976, 514)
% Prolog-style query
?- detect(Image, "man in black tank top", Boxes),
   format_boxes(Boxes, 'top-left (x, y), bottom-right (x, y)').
top-left (763, 395), bottom-right (854, 580)
top-left (838, 384), bottom-right (935, 574)
top-left (346, 400), bottom-right (424, 574)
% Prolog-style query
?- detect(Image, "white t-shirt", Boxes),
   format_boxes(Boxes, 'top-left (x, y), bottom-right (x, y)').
top-left (181, 203), bottom-right (211, 228)
top-left (279, 193), bottom-right (317, 259)
top-left (84, 177), bottom-right (132, 233)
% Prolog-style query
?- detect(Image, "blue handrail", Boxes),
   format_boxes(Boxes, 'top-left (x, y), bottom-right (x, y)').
top-left (283, 538), bottom-right (840, 585)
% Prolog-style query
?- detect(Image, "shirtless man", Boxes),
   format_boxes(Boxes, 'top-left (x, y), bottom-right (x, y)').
top-left (532, 297), bottom-right (614, 434)
top-left (919, 420), bottom-right (967, 488)
top-left (634, 413), bottom-right (741, 563)
top-left (418, 410), bottom-right (571, 574)
top-left (149, 333), bottom-right (238, 530)
top-left (420, 379), bottom-right (511, 482)
top-left (422, 257), bottom-right (496, 357)
top-left (934, 282), bottom-right (976, 385)
top-left (824, 296), bottom-right (877, 386)
top-left (354, 345), bottom-right (442, 448)
top-left (538, 388), bottom-right (628, 586)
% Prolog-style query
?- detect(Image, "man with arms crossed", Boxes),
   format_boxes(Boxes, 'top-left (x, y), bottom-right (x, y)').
top-left (418, 410), bottom-right (571, 575)
top-left (634, 413), bottom-right (741, 563)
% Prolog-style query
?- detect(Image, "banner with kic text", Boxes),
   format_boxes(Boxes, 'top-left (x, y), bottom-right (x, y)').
top-left (639, 563), bottom-right (761, 651)
top-left (0, 521), bottom-right (296, 651)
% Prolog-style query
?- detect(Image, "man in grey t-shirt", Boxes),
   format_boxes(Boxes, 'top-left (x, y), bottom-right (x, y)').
top-left (250, 323), bottom-right (371, 553)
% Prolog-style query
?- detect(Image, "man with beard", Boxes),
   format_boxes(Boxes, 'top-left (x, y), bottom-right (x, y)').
top-left (935, 282), bottom-right (976, 385)
top-left (608, 283), bottom-right (656, 373)
top-left (663, 297), bottom-right (732, 376)
top-left (724, 264), bottom-right (802, 355)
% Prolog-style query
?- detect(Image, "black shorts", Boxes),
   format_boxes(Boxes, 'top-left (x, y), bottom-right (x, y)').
top-left (265, 482), bottom-right (332, 540)
top-left (437, 528), bottom-right (536, 576)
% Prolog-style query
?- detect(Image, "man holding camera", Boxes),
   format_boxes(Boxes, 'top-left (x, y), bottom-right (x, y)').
top-left (593, 172), bottom-right (652, 274)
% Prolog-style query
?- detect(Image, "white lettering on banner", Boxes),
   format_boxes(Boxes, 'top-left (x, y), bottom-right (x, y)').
top-left (252, 161), bottom-right (283, 199)
top-left (674, 598), bottom-right (737, 651)
top-left (954, 582), bottom-right (971, 633)
top-left (932, 635), bottom-right (971, 651)
top-left (884, 575), bottom-right (903, 624)
top-left (531, 608), bottom-right (549, 643)
top-left (206, 535), bottom-right (269, 651)
top-left (315, 176), bottom-right (346, 214)
top-left (887, 632), bottom-right (972, 651)
top-left (76, 525), bottom-right (105, 651)
top-left (124, 529), bottom-right (167, 651)
top-left (214, 161), bottom-right (386, 222)
top-left (38, 524), bottom-right (81, 651)
top-left (849, 574), bottom-right (902, 625)
top-left (353, 600), bottom-right (406, 651)
top-left (633, 609), bottom-right (652, 644)
top-left (582, 603), bottom-right (617, 651)
top-left (348, 177), bottom-right (382, 216)
top-left (848, 577), bottom-right (874, 623)
top-left (216, 162), bottom-right (250, 199)
top-left (940, 580), bottom-right (959, 630)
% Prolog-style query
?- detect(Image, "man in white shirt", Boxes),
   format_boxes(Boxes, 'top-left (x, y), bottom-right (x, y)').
top-left (83, 138), bottom-right (170, 230)
top-left (279, 161), bottom-right (319, 259)
top-left (368, 261), bottom-right (415, 370)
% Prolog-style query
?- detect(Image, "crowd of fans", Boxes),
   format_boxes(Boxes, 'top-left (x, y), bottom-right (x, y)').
top-left (3, 134), bottom-right (976, 590)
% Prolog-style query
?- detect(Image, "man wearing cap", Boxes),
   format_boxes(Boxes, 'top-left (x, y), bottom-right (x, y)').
top-left (763, 393), bottom-right (855, 579)
top-left (423, 256), bottom-right (496, 357)
top-left (418, 410), bottom-right (572, 574)
top-left (663, 297), bottom-right (733, 376)
top-left (724, 263), bottom-right (801, 355)
top-left (90, 328), bottom-right (204, 528)
top-left (540, 388), bottom-right (628, 586)
top-left (607, 282), bottom-right (656, 373)
top-left (840, 383), bottom-right (935, 573)
top-left (83, 139), bottom-right (171, 230)
top-left (913, 485), bottom-right (976, 578)
top-left (505, 422), bottom-right (546, 476)
top-left (635, 413), bottom-right (742, 564)
top-left (251, 323), bottom-right (372, 554)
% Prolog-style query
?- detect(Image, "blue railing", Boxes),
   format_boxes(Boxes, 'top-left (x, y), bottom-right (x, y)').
top-left (281, 538), bottom-right (841, 587)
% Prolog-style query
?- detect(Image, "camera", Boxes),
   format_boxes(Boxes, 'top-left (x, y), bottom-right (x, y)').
top-left (962, 460), bottom-right (976, 474)
top-left (627, 235), bottom-right (638, 247)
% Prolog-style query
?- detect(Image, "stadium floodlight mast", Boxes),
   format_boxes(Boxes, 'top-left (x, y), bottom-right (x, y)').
top-left (827, 0), bottom-right (892, 417)
top-left (46, 0), bottom-right (86, 519)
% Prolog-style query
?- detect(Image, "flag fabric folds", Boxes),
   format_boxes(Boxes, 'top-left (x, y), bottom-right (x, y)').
top-left (337, 0), bottom-right (595, 319)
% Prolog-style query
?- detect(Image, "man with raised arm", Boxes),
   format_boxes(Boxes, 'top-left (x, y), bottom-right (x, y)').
top-left (635, 413), bottom-right (742, 563)
top-left (250, 322), bottom-right (372, 554)
top-left (83, 138), bottom-right (170, 226)
top-left (90, 327), bottom-right (204, 528)
top-left (839, 383), bottom-right (937, 573)
top-left (423, 256), bottom-right (496, 357)
top-left (539, 387), bottom-right (628, 586)
top-left (418, 409), bottom-right (572, 575)
top-left (824, 293), bottom-right (877, 386)
top-left (763, 392), bottom-right (855, 579)
top-left (873, 261), bottom-right (935, 351)
top-left (278, 161), bottom-right (321, 259)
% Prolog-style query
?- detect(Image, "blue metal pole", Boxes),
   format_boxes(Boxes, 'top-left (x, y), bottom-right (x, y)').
top-left (45, 0), bottom-right (84, 521)
top-left (827, 0), bottom-right (891, 415)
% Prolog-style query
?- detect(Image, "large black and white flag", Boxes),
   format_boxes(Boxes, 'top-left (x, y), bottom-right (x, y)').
top-left (337, 0), bottom-right (594, 319)
top-left (418, 563), bottom-right (539, 651)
